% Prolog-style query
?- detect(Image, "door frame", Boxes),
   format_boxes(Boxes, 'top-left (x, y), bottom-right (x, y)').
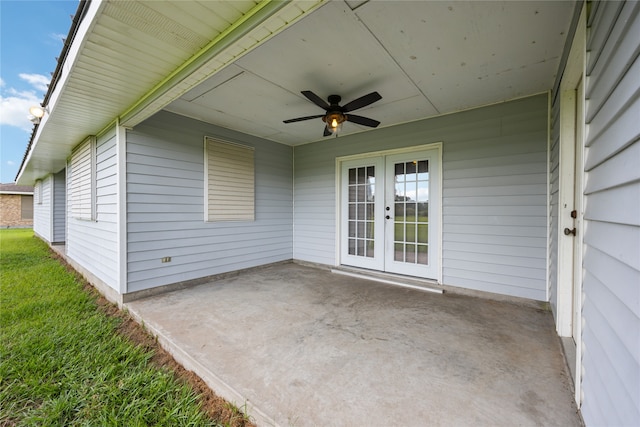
top-left (556, 4), bottom-right (585, 406)
top-left (335, 142), bottom-right (443, 283)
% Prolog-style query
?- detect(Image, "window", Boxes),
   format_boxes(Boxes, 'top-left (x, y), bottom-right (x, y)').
top-left (21, 195), bottom-right (33, 220)
top-left (34, 180), bottom-right (42, 204)
top-left (69, 136), bottom-right (95, 220)
top-left (204, 137), bottom-right (255, 222)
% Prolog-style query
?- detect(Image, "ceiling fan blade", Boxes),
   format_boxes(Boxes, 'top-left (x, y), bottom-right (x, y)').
top-left (301, 90), bottom-right (330, 110)
top-left (323, 126), bottom-right (332, 137)
top-left (346, 114), bottom-right (380, 128)
top-left (283, 114), bottom-right (325, 123)
top-left (342, 91), bottom-right (382, 112)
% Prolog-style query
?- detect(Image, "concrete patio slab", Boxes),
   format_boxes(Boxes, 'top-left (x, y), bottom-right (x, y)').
top-left (125, 263), bottom-right (581, 426)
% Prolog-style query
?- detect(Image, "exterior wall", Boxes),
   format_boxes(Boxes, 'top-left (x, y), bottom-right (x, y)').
top-left (0, 194), bottom-right (33, 228)
top-left (34, 175), bottom-right (52, 241)
top-left (580, 1), bottom-right (640, 425)
top-left (66, 128), bottom-right (119, 291)
top-left (52, 169), bottom-right (66, 243)
top-left (294, 94), bottom-right (549, 300)
top-left (126, 111), bottom-right (293, 293)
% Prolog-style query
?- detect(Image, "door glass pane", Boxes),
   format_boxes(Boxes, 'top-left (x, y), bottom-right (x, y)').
top-left (348, 166), bottom-right (375, 259)
top-left (417, 244), bottom-right (428, 265)
top-left (394, 243), bottom-right (404, 261)
top-left (393, 159), bottom-right (429, 266)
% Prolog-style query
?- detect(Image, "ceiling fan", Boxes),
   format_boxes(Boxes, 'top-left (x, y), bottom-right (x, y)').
top-left (283, 90), bottom-right (382, 137)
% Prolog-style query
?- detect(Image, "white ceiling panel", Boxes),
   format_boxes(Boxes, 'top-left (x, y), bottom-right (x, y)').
top-left (354, 1), bottom-right (573, 110)
top-left (167, 0), bottom-right (574, 145)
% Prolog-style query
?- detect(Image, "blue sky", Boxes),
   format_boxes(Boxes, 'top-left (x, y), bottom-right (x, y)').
top-left (0, 0), bottom-right (78, 183)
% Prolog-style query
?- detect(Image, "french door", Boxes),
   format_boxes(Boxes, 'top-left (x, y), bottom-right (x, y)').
top-left (340, 147), bottom-right (440, 280)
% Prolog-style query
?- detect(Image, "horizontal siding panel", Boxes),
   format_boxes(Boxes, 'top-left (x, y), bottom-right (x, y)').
top-left (443, 273), bottom-right (545, 301)
top-left (444, 163), bottom-right (545, 179)
top-left (587, 55), bottom-right (640, 144)
top-left (445, 214), bottom-right (546, 227)
top-left (443, 195), bottom-right (547, 207)
top-left (443, 205), bottom-right (544, 217)
top-left (586, 1), bottom-right (640, 121)
top-left (584, 221), bottom-right (640, 271)
top-left (585, 141), bottom-right (640, 193)
top-left (584, 183), bottom-right (640, 226)
top-left (444, 258), bottom-right (544, 280)
top-left (443, 224), bottom-right (545, 238)
top-left (582, 295), bottom-right (640, 425)
top-left (584, 270), bottom-right (640, 367)
top-left (127, 153), bottom-right (203, 172)
top-left (583, 246), bottom-right (640, 319)
top-left (444, 250), bottom-right (546, 270)
top-left (586, 1), bottom-right (624, 73)
top-left (445, 184), bottom-right (544, 197)
top-left (582, 4), bottom-right (640, 425)
top-left (445, 241), bottom-right (546, 258)
top-left (442, 232), bottom-right (546, 249)
top-left (445, 174), bottom-right (546, 188)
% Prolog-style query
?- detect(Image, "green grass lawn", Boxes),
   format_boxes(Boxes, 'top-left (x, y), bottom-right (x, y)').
top-left (0, 229), bottom-right (226, 426)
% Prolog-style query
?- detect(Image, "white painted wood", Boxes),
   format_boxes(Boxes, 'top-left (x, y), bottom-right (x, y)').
top-left (384, 149), bottom-right (441, 279)
top-left (555, 5), bottom-right (586, 343)
top-left (339, 157), bottom-right (384, 270)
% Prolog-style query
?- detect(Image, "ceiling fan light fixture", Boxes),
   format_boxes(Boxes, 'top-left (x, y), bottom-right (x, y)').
top-left (323, 112), bottom-right (345, 134)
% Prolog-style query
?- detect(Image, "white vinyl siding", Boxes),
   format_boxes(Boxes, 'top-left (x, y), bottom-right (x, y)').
top-left (69, 137), bottom-right (95, 220)
top-left (580, 2), bottom-right (640, 425)
top-left (205, 137), bottom-right (255, 222)
top-left (294, 94), bottom-right (549, 300)
top-left (126, 111), bottom-right (293, 293)
top-left (66, 128), bottom-right (120, 291)
top-left (33, 175), bottom-right (52, 242)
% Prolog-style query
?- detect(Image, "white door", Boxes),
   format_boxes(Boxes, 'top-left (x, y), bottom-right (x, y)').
top-left (340, 148), bottom-right (440, 279)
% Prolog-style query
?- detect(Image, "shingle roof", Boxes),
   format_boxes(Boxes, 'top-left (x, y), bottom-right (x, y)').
top-left (0, 183), bottom-right (34, 194)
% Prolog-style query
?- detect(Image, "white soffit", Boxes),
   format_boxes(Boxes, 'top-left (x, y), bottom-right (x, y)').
top-left (19, 0), bottom-right (323, 183)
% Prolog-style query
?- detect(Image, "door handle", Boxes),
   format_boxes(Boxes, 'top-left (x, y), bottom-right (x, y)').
top-left (564, 227), bottom-right (576, 236)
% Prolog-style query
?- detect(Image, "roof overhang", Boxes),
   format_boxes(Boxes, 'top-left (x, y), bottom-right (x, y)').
top-left (17, 0), bottom-right (577, 184)
top-left (17, 0), bottom-right (323, 184)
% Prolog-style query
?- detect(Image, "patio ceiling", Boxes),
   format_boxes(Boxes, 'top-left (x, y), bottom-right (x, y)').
top-left (165, 0), bottom-right (576, 145)
top-left (17, 0), bottom-right (576, 184)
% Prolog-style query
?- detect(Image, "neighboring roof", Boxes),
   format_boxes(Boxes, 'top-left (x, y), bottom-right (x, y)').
top-left (0, 183), bottom-right (34, 195)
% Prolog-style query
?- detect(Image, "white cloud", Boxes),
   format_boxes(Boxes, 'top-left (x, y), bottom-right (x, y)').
top-left (0, 73), bottom-right (51, 132)
top-left (6, 160), bottom-right (15, 166)
top-left (0, 90), bottom-right (40, 132)
top-left (50, 33), bottom-right (66, 43)
top-left (19, 73), bottom-right (50, 92)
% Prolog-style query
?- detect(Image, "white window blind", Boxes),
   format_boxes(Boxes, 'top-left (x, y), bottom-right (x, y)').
top-left (69, 136), bottom-right (95, 220)
top-left (205, 137), bottom-right (255, 222)
top-left (34, 180), bottom-right (42, 204)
